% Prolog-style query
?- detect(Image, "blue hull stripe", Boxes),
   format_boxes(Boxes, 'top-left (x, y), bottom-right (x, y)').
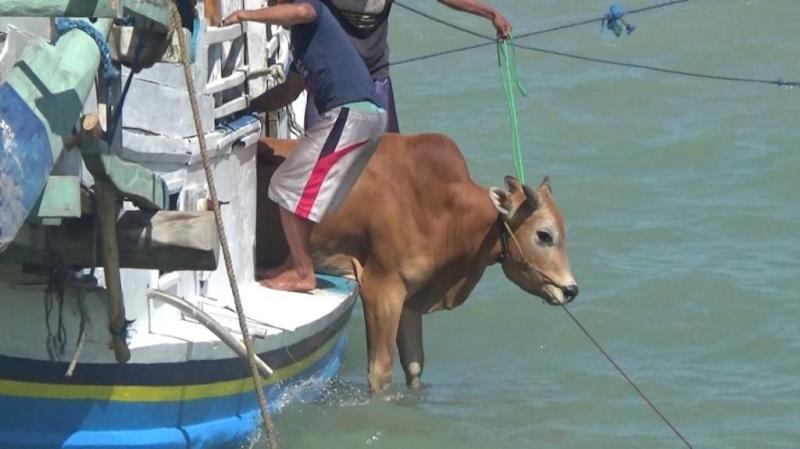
top-left (0, 333), bottom-right (349, 449)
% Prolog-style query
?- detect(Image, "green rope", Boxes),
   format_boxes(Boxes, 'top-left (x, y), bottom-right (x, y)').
top-left (498, 35), bottom-right (528, 183)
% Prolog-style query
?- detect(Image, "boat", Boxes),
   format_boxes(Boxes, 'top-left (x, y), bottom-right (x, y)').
top-left (0, 1), bottom-right (354, 448)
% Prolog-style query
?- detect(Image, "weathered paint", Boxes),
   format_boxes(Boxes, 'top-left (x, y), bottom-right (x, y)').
top-left (81, 136), bottom-right (168, 210)
top-left (34, 175), bottom-right (82, 219)
top-left (0, 1), bottom-right (172, 32)
top-left (0, 0), bottom-right (117, 17)
top-left (4, 19), bottom-right (111, 159)
top-left (0, 19), bottom-right (110, 251)
top-left (0, 83), bottom-right (51, 251)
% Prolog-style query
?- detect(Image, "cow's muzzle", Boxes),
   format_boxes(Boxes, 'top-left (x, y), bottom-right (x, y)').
top-left (538, 282), bottom-right (578, 306)
top-left (561, 284), bottom-right (579, 302)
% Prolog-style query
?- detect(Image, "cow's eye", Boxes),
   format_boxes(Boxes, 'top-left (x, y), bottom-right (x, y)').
top-left (537, 230), bottom-right (553, 245)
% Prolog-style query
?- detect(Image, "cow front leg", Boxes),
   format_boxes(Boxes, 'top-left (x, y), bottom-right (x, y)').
top-left (360, 268), bottom-right (406, 394)
top-left (396, 307), bottom-right (424, 389)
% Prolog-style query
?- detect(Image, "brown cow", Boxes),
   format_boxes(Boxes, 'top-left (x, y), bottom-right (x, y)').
top-left (258, 133), bottom-right (578, 393)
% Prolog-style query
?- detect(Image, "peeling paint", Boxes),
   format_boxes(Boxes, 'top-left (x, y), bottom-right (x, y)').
top-left (0, 83), bottom-right (52, 252)
top-left (0, 172), bottom-right (24, 251)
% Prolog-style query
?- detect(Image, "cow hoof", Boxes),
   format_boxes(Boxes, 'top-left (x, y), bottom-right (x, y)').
top-left (407, 377), bottom-right (422, 390)
top-left (407, 362), bottom-right (422, 377)
top-left (405, 362), bottom-right (423, 389)
top-left (369, 383), bottom-right (390, 395)
top-left (368, 374), bottom-right (392, 394)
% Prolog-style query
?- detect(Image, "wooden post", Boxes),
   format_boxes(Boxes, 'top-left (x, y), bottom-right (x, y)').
top-left (84, 114), bottom-right (131, 363)
top-left (95, 181), bottom-right (131, 363)
top-left (80, 113), bottom-right (104, 140)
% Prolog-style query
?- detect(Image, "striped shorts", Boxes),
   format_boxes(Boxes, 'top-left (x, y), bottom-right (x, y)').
top-left (268, 105), bottom-right (386, 223)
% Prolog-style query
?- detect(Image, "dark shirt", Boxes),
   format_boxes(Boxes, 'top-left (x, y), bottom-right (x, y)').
top-left (290, 0), bottom-right (380, 112)
top-left (322, 0), bottom-right (393, 80)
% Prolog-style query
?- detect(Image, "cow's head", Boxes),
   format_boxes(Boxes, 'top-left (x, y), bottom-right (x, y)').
top-left (490, 176), bottom-right (578, 305)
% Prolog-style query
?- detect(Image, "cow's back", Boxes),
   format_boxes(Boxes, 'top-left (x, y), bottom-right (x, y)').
top-left (312, 133), bottom-right (482, 281)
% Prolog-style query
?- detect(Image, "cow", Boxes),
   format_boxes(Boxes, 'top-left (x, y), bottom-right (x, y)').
top-left (257, 133), bottom-right (578, 393)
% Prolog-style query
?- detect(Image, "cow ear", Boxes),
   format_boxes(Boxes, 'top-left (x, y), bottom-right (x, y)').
top-left (492, 176), bottom-right (528, 219)
top-left (489, 187), bottom-right (511, 217)
top-left (505, 175), bottom-right (523, 194)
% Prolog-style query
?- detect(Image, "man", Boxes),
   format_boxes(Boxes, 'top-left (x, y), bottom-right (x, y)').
top-left (222, 0), bottom-right (387, 292)
top-left (305, 0), bottom-right (512, 132)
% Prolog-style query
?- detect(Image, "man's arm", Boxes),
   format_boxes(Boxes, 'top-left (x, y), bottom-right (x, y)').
top-left (221, 3), bottom-right (317, 28)
top-left (248, 71), bottom-right (306, 113)
top-left (437, 0), bottom-right (511, 39)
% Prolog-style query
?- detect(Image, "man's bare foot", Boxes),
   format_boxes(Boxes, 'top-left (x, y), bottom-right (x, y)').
top-left (256, 259), bottom-right (292, 280)
top-left (259, 269), bottom-right (317, 292)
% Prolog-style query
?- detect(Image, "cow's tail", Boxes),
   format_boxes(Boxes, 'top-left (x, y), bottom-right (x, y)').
top-left (350, 257), bottom-right (365, 286)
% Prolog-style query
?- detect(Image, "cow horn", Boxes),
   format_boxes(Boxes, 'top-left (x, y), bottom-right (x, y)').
top-left (539, 176), bottom-right (552, 193)
top-left (522, 183), bottom-right (541, 210)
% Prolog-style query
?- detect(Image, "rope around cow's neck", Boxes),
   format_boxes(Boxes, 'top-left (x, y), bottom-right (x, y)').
top-left (498, 219), bottom-right (693, 448)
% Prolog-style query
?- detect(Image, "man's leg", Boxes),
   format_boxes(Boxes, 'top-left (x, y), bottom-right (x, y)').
top-left (260, 206), bottom-right (317, 292)
top-left (264, 106), bottom-right (386, 292)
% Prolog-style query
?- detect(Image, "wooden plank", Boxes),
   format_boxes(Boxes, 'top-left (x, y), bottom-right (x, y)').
top-left (34, 176), bottom-right (82, 219)
top-left (205, 69), bottom-right (246, 94)
top-left (80, 117), bottom-right (168, 211)
top-left (0, 211), bottom-right (220, 271)
top-left (115, 210), bottom-right (220, 271)
top-left (205, 23), bottom-right (243, 45)
top-left (214, 96), bottom-right (247, 118)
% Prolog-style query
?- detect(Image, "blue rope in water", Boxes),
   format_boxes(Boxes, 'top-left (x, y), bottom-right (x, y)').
top-left (54, 18), bottom-right (119, 80)
top-left (601, 4), bottom-right (636, 37)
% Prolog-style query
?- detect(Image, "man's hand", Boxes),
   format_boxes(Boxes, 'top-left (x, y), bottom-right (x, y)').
top-left (492, 11), bottom-right (511, 40)
top-left (437, 0), bottom-right (512, 40)
top-left (221, 10), bottom-right (242, 26)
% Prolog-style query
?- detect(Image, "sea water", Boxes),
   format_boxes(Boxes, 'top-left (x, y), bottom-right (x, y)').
top-left (261, 1), bottom-right (800, 448)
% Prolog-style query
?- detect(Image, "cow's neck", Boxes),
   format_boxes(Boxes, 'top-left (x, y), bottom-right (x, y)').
top-left (483, 219), bottom-right (507, 267)
top-left (436, 188), bottom-right (506, 271)
top-left (494, 216), bottom-right (509, 264)
top-left (471, 190), bottom-right (507, 267)
top-left (409, 188), bottom-right (506, 312)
